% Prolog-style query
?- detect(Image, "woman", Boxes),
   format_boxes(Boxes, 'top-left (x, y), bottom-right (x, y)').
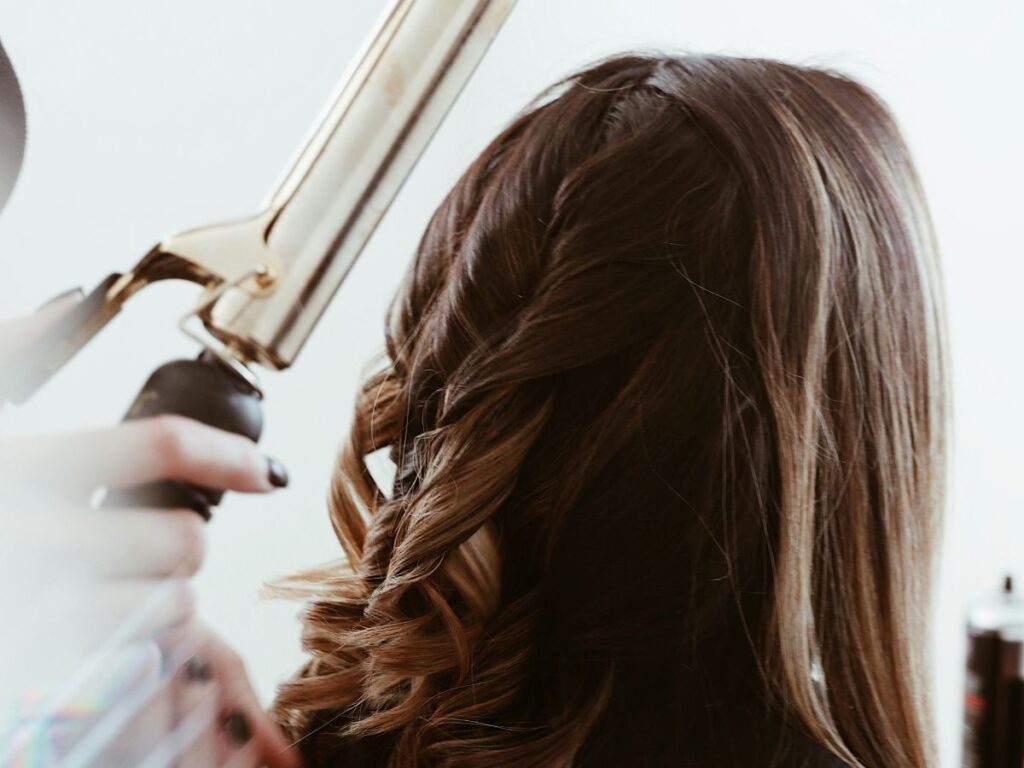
top-left (270, 52), bottom-right (948, 767)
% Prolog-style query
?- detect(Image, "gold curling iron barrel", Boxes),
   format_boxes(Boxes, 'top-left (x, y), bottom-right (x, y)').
top-left (1, 0), bottom-right (517, 518)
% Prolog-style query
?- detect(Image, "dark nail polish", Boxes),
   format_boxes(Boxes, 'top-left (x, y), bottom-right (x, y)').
top-left (184, 655), bottom-right (211, 682)
top-left (35, 287), bottom-right (84, 312)
top-left (222, 710), bottom-right (251, 745)
top-left (266, 456), bottom-right (289, 488)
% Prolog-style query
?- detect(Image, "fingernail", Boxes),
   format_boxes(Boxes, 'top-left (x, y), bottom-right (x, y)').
top-left (266, 456), bottom-right (289, 488)
top-left (221, 710), bottom-right (251, 745)
top-left (184, 655), bottom-right (211, 683)
top-left (35, 287), bottom-right (84, 312)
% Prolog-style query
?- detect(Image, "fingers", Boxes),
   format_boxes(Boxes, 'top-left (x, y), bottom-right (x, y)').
top-left (159, 626), bottom-right (302, 768)
top-left (104, 416), bottom-right (285, 493)
top-left (0, 415), bottom-right (288, 496)
top-left (219, 694), bottom-right (300, 768)
top-left (5, 507), bottom-right (205, 689)
top-left (23, 578), bottom-right (195, 680)
top-left (50, 578), bottom-right (197, 657)
top-left (173, 656), bottom-right (221, 767)
top-left (48, 507), bottom-right (208, 579)
top-left (203, 636), bottom-right (302, 768)
top-left (16, 504), bottom-right (208, 579)
top-left (221, 738), bottom-right (262, 768)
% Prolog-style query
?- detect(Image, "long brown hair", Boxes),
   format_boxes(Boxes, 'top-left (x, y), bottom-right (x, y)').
top-left (271, 52), bottom-right (948, 767)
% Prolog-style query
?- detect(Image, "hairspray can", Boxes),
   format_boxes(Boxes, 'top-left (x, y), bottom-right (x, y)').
top-left (963, 576), bottom-right (1024, 767)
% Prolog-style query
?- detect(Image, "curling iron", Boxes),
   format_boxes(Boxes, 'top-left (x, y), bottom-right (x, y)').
top-left (0, 0), bottom-right (517, 518)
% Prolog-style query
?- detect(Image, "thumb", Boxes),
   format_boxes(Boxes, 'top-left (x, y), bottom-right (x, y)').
top-left (0, 287), bottom-right (84, 364)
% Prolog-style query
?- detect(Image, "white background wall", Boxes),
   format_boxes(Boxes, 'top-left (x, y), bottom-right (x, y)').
top-left (0, 1), bottom-right (1019, 764)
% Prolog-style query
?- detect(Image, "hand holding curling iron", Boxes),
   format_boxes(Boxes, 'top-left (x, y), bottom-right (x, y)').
top-left (0, 295), bottom-right (299, 767)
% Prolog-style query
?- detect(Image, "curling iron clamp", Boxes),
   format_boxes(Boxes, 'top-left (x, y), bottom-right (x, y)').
top-left (0, 0), bottom-right (517, 517)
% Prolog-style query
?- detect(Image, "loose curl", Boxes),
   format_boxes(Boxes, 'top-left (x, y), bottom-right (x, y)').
top-left (271, 52), bottom-right (947, 768)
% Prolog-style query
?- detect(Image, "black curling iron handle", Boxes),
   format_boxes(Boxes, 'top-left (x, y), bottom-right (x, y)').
top-left (101, 351), bottom-right (264, 521)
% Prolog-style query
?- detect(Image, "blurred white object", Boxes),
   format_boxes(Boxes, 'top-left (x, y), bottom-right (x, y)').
top-left (0, 39), bottom-right (25, 216)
